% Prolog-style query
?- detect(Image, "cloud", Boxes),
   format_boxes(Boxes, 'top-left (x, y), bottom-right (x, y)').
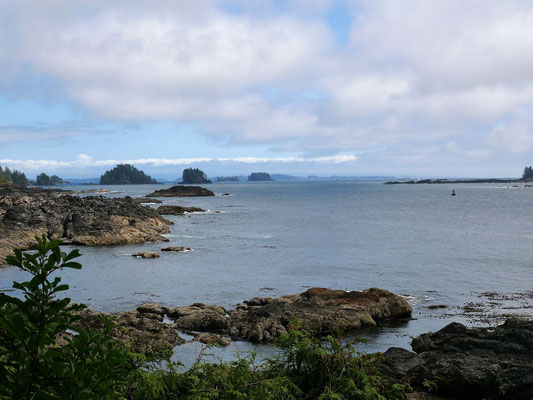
top-left (0, 0), bottom-right (533, 166)
top-left (0, 154), bottom-right (358, 171)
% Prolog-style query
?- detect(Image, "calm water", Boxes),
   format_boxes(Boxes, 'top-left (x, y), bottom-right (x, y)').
top-left (1, 181), bottom-right (532, 363)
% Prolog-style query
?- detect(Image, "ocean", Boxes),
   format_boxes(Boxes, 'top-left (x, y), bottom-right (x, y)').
top-left (1, 181), bottom-right (532, 365)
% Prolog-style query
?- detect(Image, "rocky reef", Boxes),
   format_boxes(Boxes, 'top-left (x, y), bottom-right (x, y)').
top-left (145, 185), bottom-right (215, 197)
top-left (0, 184), bottom-right (171, 262)
top-left (157, 205), bottom-right (205, 215)
top-left (76, 287), bottom-right (412, 353)
top-left (381, 318), bottom-right (533, 399)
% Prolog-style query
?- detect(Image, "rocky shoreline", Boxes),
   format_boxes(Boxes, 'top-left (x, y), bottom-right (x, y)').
top-left (0, 184), bottom-right (172, 262)
top-left (76, 287), bottom-right (412, 352)
top-left (74, 288), bottom-right (532, 399)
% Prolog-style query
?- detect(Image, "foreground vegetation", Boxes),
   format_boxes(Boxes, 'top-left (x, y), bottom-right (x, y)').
top-left (0, 237), bottom-right (408, 399)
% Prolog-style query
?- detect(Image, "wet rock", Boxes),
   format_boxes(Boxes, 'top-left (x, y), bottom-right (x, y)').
top-left (228, 287), bottom-right (412, 343)
top-left (136, 303), bottom-right (168, 315)
top-left (145, 185), bottom-right (215, 197)
top-left (132, 251), bottom-right (160, 259)
top-left (381, 318), bottom-right (533, 399)
top-left (157, 205), bottom-right (205, 215)
top-left (161, 246), bottom-right (191, 252)
top-left (194, 333), bottom-right (232, 346)
top-left (428, 304), bottom-right (448, 309)
top-left (76, 308), bottom-right (184, 354)
top-left (168, 304), bottom-right (229, 333)
top-left (0, 185), bottom-right (171, 263)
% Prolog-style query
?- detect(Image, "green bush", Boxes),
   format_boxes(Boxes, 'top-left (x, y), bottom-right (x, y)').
top-left (0, 236), bottom-right (135, 399)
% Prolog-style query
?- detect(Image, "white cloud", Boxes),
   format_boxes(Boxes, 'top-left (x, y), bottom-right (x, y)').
top-left (1, 0), bottom-right (533, 167)
top-left (0, 154), bottom-right (358, 171)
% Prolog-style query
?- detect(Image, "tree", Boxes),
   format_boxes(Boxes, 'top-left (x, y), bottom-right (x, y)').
top-left (100, 164), bottom-right (157, 184)
top-left (522, 166), bottom-right (533, 180)
top-left (0, 166), bottom-right (29, 185)
top-left (181, 168), bottom-right (212, 184)
top-left (248, 172), bottom-right (274, 181)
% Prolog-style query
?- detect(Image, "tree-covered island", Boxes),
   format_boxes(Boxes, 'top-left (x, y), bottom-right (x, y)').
top-left (180, 168), bottom-right (212, 184)
top-left (100, 164), bottom-right (157, 184)
top-left (248, 172), bottom-right (274, 181)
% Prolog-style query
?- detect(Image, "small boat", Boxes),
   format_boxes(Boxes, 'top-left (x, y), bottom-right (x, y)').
top-left (451, 190), bottom-right (456, 196)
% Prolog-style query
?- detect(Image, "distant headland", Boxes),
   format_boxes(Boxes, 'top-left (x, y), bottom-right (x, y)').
top-left (384, 166), bottom-right (533, 185)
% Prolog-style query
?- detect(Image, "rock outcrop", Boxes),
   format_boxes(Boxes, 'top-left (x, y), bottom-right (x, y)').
top-left (0, 184), bottom-right (171, 263)
top-left (161, 246), bottom-right (191, 252)
top-left (227, 287), bottom-right (412, 342)
top-left (76, 305), bottom-right (184, 354)
top-left (165, 288), bottom-right (412, 343)
top-left (145, 185), bottom-right (215, 197)
top-left (132, 251), bottom-right (160, 259)
top-left (381, 318), bottom-right (533, 400)
top-left (157, 205), bottom-right (205, 215)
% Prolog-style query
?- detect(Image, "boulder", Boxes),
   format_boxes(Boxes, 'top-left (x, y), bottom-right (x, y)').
top-left (145, 185), bottom-right (215, 197)
top-left (168, 304), bottom-right (229, 333)
top-left (132, 251), bottom-right (160, 259)
top-left (381, 318), bottom-right (533, 399)
top-left (194, 333), bottom-right (232, 346)
top-left (161, 246), bottom-right (191, 252)
top-left (157, 205), bottom-right (205, 215)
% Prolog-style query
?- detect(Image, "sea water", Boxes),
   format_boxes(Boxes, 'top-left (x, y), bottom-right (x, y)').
top-left (1, 181), bottom-right (532, 365)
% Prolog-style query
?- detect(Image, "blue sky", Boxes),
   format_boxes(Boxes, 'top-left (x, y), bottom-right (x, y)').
top-left (1, 0), bottom-right (533, 179)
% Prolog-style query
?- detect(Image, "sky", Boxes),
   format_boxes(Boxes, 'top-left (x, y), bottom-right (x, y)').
top-left (1, 0), bottom-right (533, 179)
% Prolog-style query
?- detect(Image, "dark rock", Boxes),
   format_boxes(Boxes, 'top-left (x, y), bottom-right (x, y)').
top-left (132, 251), bottom-right (160, 259)
top-left (381, 318), bottom-right (533, 399)
top-left (145, 185), bottom-right (215, 197)
top-left (161, 246), bottom-right (191, 252)
top-left (0, 185), bottom-right (171, 263)
top-left (156, 205), bottom-right (205, 215)
top-left (428, 304), bottom-right (448, 309)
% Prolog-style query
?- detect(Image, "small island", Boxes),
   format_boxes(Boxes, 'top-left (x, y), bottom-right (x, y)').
top-left (100, 164), bottom-right (157, 185)
top-left (180, 168), bottom-right (212, 184)
top-left (145, 185), bottom-right (215, 197)
top-left (35, 173), bottom-right (68, 186)
top-left (216, 176), bottom-right (240, 182)
top-left (248, 172), bottom-right (274, 182)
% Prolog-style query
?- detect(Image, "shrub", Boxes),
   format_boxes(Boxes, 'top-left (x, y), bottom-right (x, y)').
top-left (0, 236), bottom-right (135, 399)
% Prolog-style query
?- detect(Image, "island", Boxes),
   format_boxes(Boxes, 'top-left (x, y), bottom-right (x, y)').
top-left (216, 176), bottom-right (240, 182)
top-left (100, 164), bottom-right (157, 184)
top-left (145, 185), bottom-right (215, 197)
top-left (385, 166), bottom-right (533, 185)
top-left (180, 168), bottom-right (212, 184)
top-left (248, 172), bottom-right (274, 181)
top-left (35, 172), bottom-right (67, 186)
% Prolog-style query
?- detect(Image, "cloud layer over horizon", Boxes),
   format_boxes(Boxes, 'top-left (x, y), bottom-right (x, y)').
top-left (1, 0), bottom-right (533, 177)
